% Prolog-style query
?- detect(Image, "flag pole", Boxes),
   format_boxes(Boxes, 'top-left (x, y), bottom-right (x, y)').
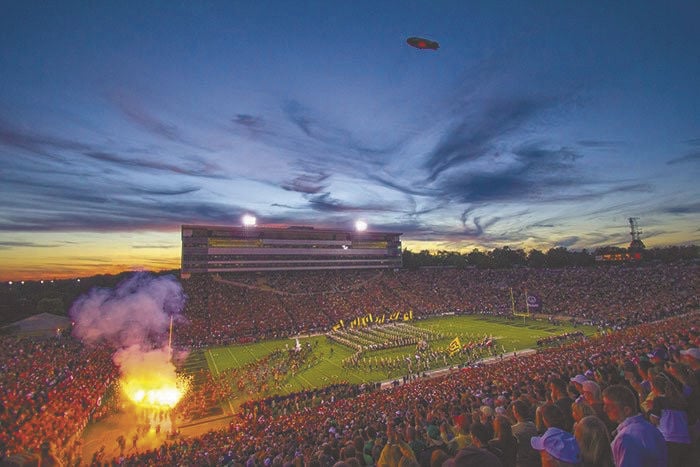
top-left (168, 315), bottom-right (174, 356)
top-left (524, 289), bottom-right (530, 323)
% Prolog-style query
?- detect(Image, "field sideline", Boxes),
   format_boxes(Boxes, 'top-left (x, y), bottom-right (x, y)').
top-left (201, 315), bottom-right (595, 397)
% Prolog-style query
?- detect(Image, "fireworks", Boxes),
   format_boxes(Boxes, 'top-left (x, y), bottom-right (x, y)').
top-left (115, 346), bottom-right (190, 410)
top-left (121, 374), bottom-right (189, 409)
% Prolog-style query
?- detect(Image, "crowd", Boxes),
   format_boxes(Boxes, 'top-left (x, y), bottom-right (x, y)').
top-left (91, 311), bottom-right (700, 466)
top-left (175, 263), bottom-right (698, 347)
top-left (0, 335), bottom-right (118, 464)
top-left (1, 262), bottom-right (698, 466)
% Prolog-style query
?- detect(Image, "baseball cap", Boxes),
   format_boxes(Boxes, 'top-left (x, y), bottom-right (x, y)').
top-left (570, 374), bottom-right (587, 385)
top-left (680, 347), bottom-right (700, 360)
top-left (531, 427), bottom-right (581, 464)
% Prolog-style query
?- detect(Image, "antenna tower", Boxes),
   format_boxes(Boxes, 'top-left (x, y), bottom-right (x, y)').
top-left (628, 217), bottom-right (645, 251)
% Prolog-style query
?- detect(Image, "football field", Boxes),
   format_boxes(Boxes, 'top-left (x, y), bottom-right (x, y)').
top-left (202, 315), bottom-right (595, 396)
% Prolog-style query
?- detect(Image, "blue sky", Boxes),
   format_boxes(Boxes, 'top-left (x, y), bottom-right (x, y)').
top-left (1, 1), bottom-right (699, 279)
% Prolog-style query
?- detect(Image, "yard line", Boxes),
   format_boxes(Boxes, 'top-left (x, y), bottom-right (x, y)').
top-left (207, 349), bottom-right (220, 376)
top-left (226, 347), bottom-right (241, 367)
top-left (323, 356), bottom-right (364, 381)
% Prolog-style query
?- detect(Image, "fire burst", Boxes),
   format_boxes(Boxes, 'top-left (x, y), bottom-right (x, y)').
top-left (122, 374), bottom-right (189, 409)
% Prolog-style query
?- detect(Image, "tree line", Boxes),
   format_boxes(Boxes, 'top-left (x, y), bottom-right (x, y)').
top-left (401, 244), bottom-right (698, 269)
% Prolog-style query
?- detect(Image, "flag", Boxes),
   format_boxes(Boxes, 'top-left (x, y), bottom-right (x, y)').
top-left (448, 337), bottom-right (462, 356)
top-left (526, 293), bottom-right (542, 311)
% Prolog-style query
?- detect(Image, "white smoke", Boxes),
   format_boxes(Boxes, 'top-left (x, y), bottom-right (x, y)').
top-left (70, 273), bottom-right (188, 408)
top-left (70, 272), bottom-right (185, 349)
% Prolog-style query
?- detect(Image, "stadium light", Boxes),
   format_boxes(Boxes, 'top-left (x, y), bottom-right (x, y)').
top-left (355, 220), bottom-right (368, 232)
top-left (242, 214), bottom-right (257, 227)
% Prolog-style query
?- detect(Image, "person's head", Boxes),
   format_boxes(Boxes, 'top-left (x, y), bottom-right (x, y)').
top-left (580, 381), bottom-right (601, 406)
top-left (493, 415), bottom-right (513, 440)
top-left (430, 448), bottom-right (450, 467)
top-left (469, 422), bottom-right (491, 448)
top-left (574, 416), bottom-right (612, 467)
top-left (479, 405), bottom-right (493, 424)
top-left (680, 347), bottom-right (700, 367)
top-left (602, 384), bottom-right (638, 424)
top-left (426, 425), bottom-right (442, 444)
top-left (531, 428), bottom-right (581, 467)
top-left (652, 371), bottom-right (685, 405)
top-left (549, 378), bottom-right (567, 400)
top-left (636, 359), bottom-right (653, 380)
top-left (540, 403), bottom-right (566, 430)
top-left (340, 445), bottom-right (356, 460)
top-left (571, 399), bottom-right (595, 424)
top-left (512, 399), bottom-right (531, 422)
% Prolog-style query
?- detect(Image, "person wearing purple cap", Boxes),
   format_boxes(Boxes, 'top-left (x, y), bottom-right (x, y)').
top-left (602, 384), bottom-right (667, 467)
top-left (530, 426), bottom-right (581, 466)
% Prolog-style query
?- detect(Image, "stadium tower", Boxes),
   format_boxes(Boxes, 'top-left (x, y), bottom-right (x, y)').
top-left (628, 217), bottom-right (645, 259)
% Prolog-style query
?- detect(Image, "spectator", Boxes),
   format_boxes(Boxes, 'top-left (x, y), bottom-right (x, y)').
top-left (572, 415), bottom-right (613, 467)
top-left (530, 426), bottom-right (581, 466)
top-left (444, 422), bottom-right (503, 467)
top-left (488, 415), bottom-right (517, 467)
top-left (510, 399), bottom-right (540, 467)
top-left (647, 373), bottom-right (692, 466)
top-left (602, 384), bottom-right (667, 467)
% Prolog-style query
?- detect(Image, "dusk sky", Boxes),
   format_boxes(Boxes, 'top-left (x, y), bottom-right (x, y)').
top-left (1, 1), bottom-right (699, 281)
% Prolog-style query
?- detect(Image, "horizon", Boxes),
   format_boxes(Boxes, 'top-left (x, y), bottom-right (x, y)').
top-left (2, 238), bottom-right (696, 283)
top-left (2, 2), bottom-right (699, 281)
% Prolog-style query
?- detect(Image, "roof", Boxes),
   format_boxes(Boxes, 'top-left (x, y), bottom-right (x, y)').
top-left (2, 312), bottom-right (71, 337)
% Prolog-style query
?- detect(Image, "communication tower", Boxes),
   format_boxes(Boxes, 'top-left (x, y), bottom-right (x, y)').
top-left (628, 217), bottom-right (645, 252)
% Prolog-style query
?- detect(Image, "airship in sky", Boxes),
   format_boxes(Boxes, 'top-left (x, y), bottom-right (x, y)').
top-left (406, 36), bottom-right (439, 50)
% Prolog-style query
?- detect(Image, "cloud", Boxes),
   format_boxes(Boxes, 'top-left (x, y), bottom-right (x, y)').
top-left (423, 97), bottom-right (553, 181)
top-left (436, 140), bottom-right (650, 206)
top-left (662, 202), bottom-right (700, 214)
top-left (576, 140), bottom-right (623, 148)
top-left (305, 192), bottom-right (399, 213)
top-left (667, 151), bottom-right (700, 165)
top-left (0, 119), bottom-right (90, 157)
top-left (555, 236), bottom-right (580, 248)
top-left (282, 100), bottom-right (396, 160)
top-left (233, 114), bottom-right (264, 129)
top-left (281, 170), bottom-right (330, 194)
top-left (83, 151), bottom-right (226, 178)
top-left (460, 208), bottom-right (502, 237)
top-left (129, 186), bottom-right (201, 196)
top-left (0, 241), bottom-right (58, 249)
top-left (0, 195), bottom-right (249, 232)
top-left (111, 93), bottom-right (188, 144)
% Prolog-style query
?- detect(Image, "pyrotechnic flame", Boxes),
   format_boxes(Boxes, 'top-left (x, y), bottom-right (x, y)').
top-left (122, 374), bottom-right (189, 409)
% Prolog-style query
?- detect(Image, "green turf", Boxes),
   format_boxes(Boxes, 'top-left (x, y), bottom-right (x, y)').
top-left (203, 315), bottom-right (595, 396)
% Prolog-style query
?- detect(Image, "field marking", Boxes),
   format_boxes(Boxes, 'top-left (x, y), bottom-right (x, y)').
top-left (207, 349), bottom-right (221, 376)
top-left (323, 355), bottom-right (364, 381)
top-left (226, 347), bottom-right (241, 367)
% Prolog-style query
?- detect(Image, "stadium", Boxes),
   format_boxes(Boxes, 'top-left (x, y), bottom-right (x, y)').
top-left (1, 222), bottom-right (699, 466)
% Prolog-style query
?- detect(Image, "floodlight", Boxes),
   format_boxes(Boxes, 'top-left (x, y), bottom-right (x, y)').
top-left (242, 214), bottom-right (257, 227)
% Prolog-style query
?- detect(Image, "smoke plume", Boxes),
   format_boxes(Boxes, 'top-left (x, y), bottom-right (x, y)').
top-left (69, 273), bottom-right (188, 408)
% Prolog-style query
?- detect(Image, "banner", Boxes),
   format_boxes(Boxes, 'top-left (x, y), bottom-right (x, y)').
top-left (330, 309), bottom-right (413, 331)
top-left (526, 293), bottom-right (542, 312)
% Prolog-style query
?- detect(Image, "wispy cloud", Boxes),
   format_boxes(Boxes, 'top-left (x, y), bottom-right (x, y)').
top-left (423, 97), bottom-right (553, 182)
top-left (83, 151), bottom-right (226, 178)
top-left (667, 151), bottom-right (700, 165)
top-left (0, 119), bottom-right (91, 158)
